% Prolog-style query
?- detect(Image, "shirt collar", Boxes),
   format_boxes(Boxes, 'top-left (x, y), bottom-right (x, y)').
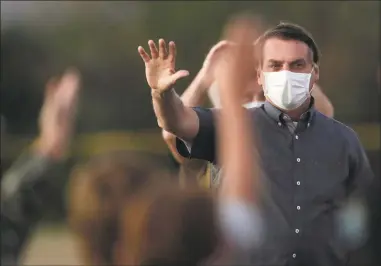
top-left (263, 97), bottom-right (316, 125)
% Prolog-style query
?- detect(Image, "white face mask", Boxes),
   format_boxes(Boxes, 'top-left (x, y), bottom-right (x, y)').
top-left (263, 70), bottom-right (313, 110)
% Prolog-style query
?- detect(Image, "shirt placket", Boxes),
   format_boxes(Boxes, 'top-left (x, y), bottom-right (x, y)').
top-left (290, 122), bottom-right (305, 262)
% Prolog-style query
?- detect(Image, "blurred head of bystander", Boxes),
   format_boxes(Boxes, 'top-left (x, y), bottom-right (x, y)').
top-left (67, 151), bottom-right (169, 265)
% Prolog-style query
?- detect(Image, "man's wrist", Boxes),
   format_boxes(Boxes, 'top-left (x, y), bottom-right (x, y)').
top-left (32, 137), bottom-right (67, 161)
top-left (151, 88), bottom-right (175, 99)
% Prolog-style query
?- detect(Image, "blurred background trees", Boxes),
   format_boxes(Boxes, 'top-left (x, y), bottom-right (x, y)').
top-left (0, 0), bottom-right (379, 250)
top-left (1, 0), bottom-right (379, 161)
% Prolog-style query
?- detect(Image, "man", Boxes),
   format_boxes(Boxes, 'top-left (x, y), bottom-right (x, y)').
top-left (1, 70), bottom-right (80, 265)
top-left (162, 40), bottom-right (334, 189)
top-left (138, 22), bottom-right (374, 266)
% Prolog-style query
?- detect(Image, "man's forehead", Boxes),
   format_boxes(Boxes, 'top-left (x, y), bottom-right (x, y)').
top-left (262, 38), bottom-right (311, 62)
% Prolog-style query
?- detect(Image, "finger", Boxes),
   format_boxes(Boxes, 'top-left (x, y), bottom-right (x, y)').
top-left (210, 40), bottom-right (232, 54)
top-left (168, 41), bottom-right (176, 63)
top-left (169, 70), bottom-right (189, 85)
top-left (223, 16), bottom-right (260, 71)
top-left (223, 15), bottom-right (260, 47)
top-left (205, 40), bottom-right (228, 61)
top-left (205, 40), bottom-right (237, 67)
top-left (158, 39), bottom-right (167, 59)
top-left (45, 77), bottom-right (59, 98)
top-left (55, 69), bottom-right (81, 105)
top-left (61, 68), bottom-right (81, 91)
top-left (63, 68), bottom-right (81, 81)
top-left (148, 40), bottom-right (159, 59)
top-left (138, 46), bottom-right (151, 63)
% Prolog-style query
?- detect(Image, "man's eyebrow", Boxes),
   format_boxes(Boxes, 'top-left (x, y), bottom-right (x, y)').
top-left (290, 59), bottom-right (306, 64)
top-left (267, 59), bottom-right (283, 64)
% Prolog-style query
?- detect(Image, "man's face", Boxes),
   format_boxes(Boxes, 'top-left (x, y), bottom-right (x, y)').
top-left (257, 38), bottom-right (319, 92)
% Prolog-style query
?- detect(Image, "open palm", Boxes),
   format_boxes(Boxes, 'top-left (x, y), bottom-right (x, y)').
top-left (38, 69), bottom-right (80, 157)
top-left (138, 39), bottom-right (189, 92)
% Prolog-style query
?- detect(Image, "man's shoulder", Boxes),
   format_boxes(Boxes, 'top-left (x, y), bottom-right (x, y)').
top-left (315, 112), bottom-right (360, 144)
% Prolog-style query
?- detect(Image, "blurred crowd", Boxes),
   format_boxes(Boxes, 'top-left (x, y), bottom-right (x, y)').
top-left (1, 8), bottom-right (380, 266)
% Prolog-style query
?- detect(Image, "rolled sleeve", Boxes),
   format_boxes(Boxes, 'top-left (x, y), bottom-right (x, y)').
top-left (176, 107), bottom-right (216, 163)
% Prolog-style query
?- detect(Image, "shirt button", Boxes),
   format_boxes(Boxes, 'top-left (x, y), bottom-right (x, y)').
top-left (296, 181), bottom-right (301, 186)
top-left (295, 135), bottom-right (299, 140)
top-left (278, 122), bottom-right (282, 126)
top-left (307, 123), bottom-right (310, 127)
top-left (295, 229), bottom-right (300, 234)
top-left (297, 205), bottom-right (301, 210)
top-left (296, 158), bottom-right (301, 162)
top-left (292, 253), bottom-right (297, 258)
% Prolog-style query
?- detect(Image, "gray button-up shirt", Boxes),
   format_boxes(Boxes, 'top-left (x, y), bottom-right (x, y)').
top-left (176, 99), bottom-right (375, 266)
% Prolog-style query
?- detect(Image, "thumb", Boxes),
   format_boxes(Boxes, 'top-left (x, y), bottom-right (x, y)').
top-left (170, 70), bottom-right (189, 84)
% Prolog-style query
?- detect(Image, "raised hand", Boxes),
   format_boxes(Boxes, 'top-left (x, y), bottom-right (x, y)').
top-left (199, 40), bottom-right (235, 88)
top-left (215, 15), bottom-right (260, 102)
top-left (138, 39), bottom-right (189, 93)
top-left (37, 69), bottom-right (81, 159)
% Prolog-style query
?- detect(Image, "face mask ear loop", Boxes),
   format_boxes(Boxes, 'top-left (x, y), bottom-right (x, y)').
top-left (309, 64), bottom-right (317, 96)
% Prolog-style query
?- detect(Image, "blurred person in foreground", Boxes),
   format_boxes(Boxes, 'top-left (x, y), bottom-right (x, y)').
top-left (1, 70), bottom-right (80, 265)
top-left (162, 38), bottom-right (334, 190)
top-left (68, 150), bottom-right (218, 266)
top-left (67, 151), bottom-right (172, 265)
top-left (138, 18), bottom-right (376, 266)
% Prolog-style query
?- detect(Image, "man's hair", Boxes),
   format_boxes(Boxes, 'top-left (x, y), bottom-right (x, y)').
top-left (255, 22), bottom-right (321, 65)
top-left (134, 186), bottom-right (219, 266)
top-left (67, 151), bottom-right (170, 265)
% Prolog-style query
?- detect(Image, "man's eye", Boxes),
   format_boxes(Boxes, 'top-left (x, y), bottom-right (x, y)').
top-left (289, 63), bottom-right (304, 71)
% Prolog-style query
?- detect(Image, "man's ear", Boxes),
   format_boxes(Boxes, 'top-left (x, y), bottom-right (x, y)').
top-left (256, 67), bottom-right (263, 86)
top-left (313, 64), bottom-right (320, 84)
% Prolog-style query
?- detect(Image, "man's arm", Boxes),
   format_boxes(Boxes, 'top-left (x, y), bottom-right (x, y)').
top-left (161, 70), bottom-right (211, 164)
top-left (312, 84), bottom-right (334, 118)
top-left (1, 146), bottom-right (63, 265)
top-left (159, 41), bottom-right (234, 163)
top-left (174, 107), bottom-right (217, 163)
top-left (215, 15), bottom-right (263, 251)
top-left (1, 70), bottom-right (80, 264)
top-left (152, 89), bottom-right (199, 142)
top-left (337, 130), bottom-right (376, 250)
top-left (138, 39), bottom-right (199, 142)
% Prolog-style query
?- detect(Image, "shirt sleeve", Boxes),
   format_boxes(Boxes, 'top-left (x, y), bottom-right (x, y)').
top-left (1, 151), bottom-right (60, 264)
top-left (337, 130), bottom-right (377, 250)
top-left (346, 130), bottom-right (376, 201)
top-left (176, 107), bottom-right (216, 163)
